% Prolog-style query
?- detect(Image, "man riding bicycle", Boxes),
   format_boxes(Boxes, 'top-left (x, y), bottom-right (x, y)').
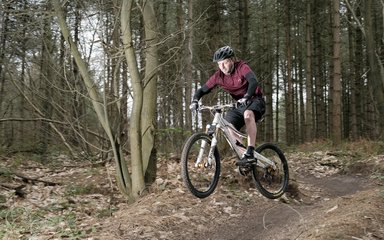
top-left (190, 46), bottom-right (265, 166)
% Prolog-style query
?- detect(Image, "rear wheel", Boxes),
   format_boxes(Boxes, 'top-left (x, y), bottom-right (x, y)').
top-left (181, 133), bottom-right (220, 198)
top-left (252, 143), bottom-right (289, 199)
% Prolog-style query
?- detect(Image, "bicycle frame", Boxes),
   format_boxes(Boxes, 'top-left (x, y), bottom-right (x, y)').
top-left (196, 104), bottom-right (277, 170)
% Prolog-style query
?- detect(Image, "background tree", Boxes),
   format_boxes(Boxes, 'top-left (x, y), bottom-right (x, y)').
top-left (331, 0), bottom-right (342, 146)
top-left (305, 0), bottom-right (314, 142)
top-left (284, 0), bottom-right (294, 145)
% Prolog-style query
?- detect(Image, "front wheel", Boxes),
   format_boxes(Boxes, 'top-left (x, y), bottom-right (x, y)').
top-left (252, 143), bottom-right (289, 199)
top-left (181, 132), bottom-right (220, 198)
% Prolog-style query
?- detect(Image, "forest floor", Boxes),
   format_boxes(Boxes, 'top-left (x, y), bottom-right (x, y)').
top-left (0, 140), bottom-right (384, 240)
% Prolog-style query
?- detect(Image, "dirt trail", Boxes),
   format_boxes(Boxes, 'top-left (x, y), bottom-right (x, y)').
top-left (195, 174), bottom-right (379, 240)
top-left (93, 151), bottom-right (383, 240)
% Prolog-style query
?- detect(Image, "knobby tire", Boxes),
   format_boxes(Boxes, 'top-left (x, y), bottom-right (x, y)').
top-left (252, 143), bottom-right (289, 199)
top-left (181, 132), bottom-right (221, 198)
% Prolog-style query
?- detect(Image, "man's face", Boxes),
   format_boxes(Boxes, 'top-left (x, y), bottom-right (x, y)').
top-left (217, 58), bottom-right (234, 75)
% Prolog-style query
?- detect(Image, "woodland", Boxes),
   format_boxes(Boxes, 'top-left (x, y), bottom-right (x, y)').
top-left (0, 1), bottom-right (384, 239)
top-left (0, 0), bottom-right (384, 199)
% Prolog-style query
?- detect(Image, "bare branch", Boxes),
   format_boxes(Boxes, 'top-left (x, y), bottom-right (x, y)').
top-left (345, 0), bottom-right (366, 37)
top-left (0, 118), bottom-right (66, 124)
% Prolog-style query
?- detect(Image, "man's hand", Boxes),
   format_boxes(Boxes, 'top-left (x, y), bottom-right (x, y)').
top-left (189, 100), bottom-right (199, 111)
top-left (236, 97), bottom-right (250, 108)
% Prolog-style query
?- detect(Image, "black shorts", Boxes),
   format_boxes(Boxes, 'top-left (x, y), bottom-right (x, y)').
top-left (224, 97), bottom-right (266, 131)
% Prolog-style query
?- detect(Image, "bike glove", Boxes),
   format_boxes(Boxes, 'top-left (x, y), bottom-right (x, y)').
top-left (236, 97), bottom-right (250, 108)
top-left (190, 100), bottom-right (199, 111)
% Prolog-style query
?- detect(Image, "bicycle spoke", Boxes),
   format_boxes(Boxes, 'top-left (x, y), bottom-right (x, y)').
top-left (181, 133), bottom-right (220, 198)
top-left (252, 143), bottom-right (289, 199)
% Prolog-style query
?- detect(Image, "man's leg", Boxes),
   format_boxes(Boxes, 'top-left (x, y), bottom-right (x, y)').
top-left (244, 109), bottom-right (257, 148)
top-left (236, 110), bottom-right (257, 166)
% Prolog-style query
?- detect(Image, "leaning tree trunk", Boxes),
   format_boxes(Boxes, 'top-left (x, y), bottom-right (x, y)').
top-left (53, 0), bottom-right (133, 200)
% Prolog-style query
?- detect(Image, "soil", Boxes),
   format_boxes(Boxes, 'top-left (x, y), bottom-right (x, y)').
top-left (1, 148), bottom-right (383, 240)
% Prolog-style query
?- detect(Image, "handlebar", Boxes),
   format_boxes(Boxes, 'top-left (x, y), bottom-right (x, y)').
top-left (198, 103), bottom-right (236, 112)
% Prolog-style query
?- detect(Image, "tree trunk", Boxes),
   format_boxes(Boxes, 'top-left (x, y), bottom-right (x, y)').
top-left (141, 0), bottom-right (159, 184)
top-left (305, 0), bottom-right (314, 142)
top-left (347, 10), bottom-right (358, 140)
top-left (331, 0), bottom-right (342, 145)
top-left (275, 25), bottom-right (280, 142)
top-left (185, 0), bottom-right (194, 130)
top-left (313, 0), bottom-right (327, 139)
top-left (121, 0), bottom-right (145, 199)
top-left (364, 0), bottom-right (384, 139)
top-left (38, 2), bottom-right (55, 154)
top-left (299, 55), bottom-right (305, 144)
top-left (284, 0), bottom-right (294, 145)
top-left (0, 17), bottom-right (7, 102)
top-left (0, 2), bottom-right (10, 146)
top-left (238, 0), bottom-right (249, 58)
top-left (262, 1), bottom-right (273, 142)
top-left (354, 5), bottom-right (364, 137)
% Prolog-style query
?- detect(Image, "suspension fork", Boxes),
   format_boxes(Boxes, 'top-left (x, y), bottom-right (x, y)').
top-left (195, 128), bottom-right (220, 169)
top-left (206, 134), bottom-right (218, 166)
top-left (194, 133), bottom-right (218, 168)
top-left (195, 139), bottom-right (207, 167)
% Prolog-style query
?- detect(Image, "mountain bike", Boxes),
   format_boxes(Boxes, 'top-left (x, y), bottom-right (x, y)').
top-left (181, 103), bottom-right (289, 199)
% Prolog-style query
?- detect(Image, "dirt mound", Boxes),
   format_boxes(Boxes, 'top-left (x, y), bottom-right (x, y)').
top-left (92, 151), bottom-right (384, 240)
